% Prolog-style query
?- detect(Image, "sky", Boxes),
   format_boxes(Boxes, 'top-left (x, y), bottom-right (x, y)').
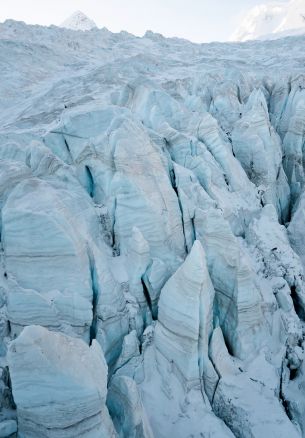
top-left (0, 0), bottom-right (284, 43)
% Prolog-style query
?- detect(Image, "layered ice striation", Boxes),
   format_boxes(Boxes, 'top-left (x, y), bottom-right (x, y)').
top-left (0, 17), bottom-right (305, 437)
top-left (8, 326), bottom-right (116, 437)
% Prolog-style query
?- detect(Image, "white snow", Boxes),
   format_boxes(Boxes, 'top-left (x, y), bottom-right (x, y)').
top-left (232, 0), bottom-right (305, 41)
top-left (60, 11), bottom-right (97, 31)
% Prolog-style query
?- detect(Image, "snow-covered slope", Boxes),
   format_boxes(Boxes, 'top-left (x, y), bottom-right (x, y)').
top-left (60, 11), bottom-right (97, 31)
top-left (232, 0), bottom-right (305, 41)
top-left (0, 18), bottom-right (305, 438)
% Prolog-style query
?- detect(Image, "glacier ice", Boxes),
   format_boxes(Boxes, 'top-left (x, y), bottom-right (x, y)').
top-left (7, 326), bottom-right (116, 437)
top-left (0, 16), bottom-right (305, 438)
top-left (0, 421), bottom-right (17, 438)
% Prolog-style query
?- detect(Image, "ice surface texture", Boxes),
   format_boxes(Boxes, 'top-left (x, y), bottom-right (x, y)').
top-left (0, 18), bottom-right (305, 438)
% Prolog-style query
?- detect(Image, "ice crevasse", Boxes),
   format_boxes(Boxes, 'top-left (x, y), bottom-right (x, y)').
top-left (0, 18), bottom-right (305, 438)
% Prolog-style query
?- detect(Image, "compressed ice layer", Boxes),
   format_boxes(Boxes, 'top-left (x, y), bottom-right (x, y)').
top-left (8, 326), bottom-right (116, 438)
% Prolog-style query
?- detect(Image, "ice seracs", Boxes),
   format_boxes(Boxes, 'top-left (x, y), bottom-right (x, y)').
top-left (0, 16), bottom-right (305, 438)
top-left (232, 89), bottom-right (290, 222)
top-left (210, 327), bottom-right (301, 438)
top-left (2, 177), bottom-right (95, 341)
top-left (60, 11), bottom-right (97, 31)
top-left (155, 241), bottom-right (215, 386)
top-left (8, 326), bottom-right (116, 437)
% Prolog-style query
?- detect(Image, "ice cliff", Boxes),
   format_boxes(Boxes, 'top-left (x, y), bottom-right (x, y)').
top-left (0, 17), bottom-right (305, 438)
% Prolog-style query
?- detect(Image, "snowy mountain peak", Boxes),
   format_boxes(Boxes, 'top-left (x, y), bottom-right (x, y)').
top-left (232, 0), bottom-right (305, 41)
top-left (60, 11), bottom-right (97, 31)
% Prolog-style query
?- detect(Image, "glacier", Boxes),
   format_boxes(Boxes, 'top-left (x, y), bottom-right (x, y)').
top-left (0, 15), bottom-right (305, 438)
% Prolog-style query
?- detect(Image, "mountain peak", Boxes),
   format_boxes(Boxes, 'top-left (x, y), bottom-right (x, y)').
top-left (60, 11), bottom-right (97, 31)
top-left (232, 0), bottom-right (305, 41)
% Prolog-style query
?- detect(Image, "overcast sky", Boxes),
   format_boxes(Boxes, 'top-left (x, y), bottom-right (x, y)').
top-left (0, 0), bottom-right (284, 42)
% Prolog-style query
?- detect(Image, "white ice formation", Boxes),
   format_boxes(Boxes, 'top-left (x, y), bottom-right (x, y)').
top-left (8, 326), bottom-right (116, 437)
top-left (0, 15), bottom-right (305, 438)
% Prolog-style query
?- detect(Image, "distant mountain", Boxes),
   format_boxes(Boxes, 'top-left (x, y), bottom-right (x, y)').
top-left (232, 0), bottom-right (305, 41)
top-left (60, 10), bottom-right (97, 31)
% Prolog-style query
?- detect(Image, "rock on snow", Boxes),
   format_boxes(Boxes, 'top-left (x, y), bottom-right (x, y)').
top-left (0, 15), bottom-right (305, 438)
